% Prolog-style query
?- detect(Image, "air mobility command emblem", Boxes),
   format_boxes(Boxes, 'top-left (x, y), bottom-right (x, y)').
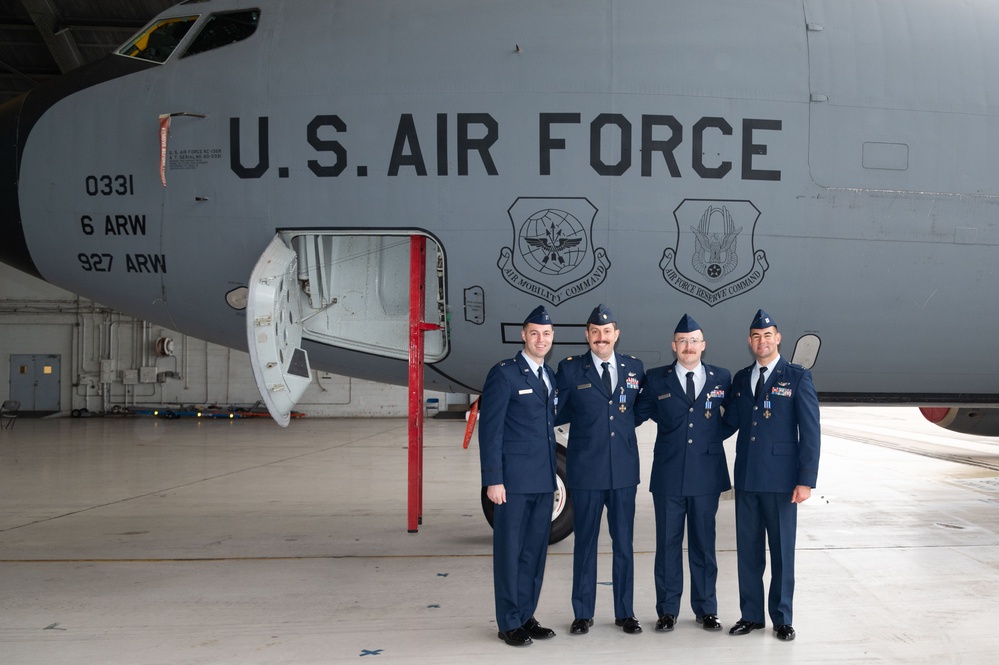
top-left (499, 197), bottom-right (610, 306)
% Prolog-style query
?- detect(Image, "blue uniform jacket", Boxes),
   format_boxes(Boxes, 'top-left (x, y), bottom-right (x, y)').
top-left (478, 353), bottom-right (558, 494)
top-left (635, 361), bottom-right (736, 496)
top-left (554, 353), bottom-right (644, 490)
top-left (723, 356), bottom-right (821, 493)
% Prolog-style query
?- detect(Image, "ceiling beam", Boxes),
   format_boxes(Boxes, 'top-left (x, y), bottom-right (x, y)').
top-left (21, 0), bottom-right (84, 73)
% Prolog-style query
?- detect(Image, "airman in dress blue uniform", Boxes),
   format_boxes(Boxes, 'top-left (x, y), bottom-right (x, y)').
top-left (722, 309), bottom-right (821, 642)
top-left (635, 314), bottom-right (736, 633)
top-left (479, 305), bottom-right (559, 647)
top-left (554, 304), bottom-right (645, 636)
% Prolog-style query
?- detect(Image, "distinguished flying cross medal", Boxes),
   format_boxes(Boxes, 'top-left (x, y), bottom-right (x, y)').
top-left (765, 382), bottom-right (790, 417)
top-left (705, 386), bottom-right (724, 419)
top-left (619, 387), bottom-right (627, 413)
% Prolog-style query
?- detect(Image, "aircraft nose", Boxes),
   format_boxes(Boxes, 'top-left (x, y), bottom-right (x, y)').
top-left (0, 93), bottom-right (41, 279)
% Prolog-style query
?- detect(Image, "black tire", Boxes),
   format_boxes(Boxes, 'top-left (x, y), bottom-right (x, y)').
top-left (480, 443), bottom-right (573, 544)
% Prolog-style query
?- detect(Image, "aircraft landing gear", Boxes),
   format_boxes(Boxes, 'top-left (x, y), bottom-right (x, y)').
top-left (480, 442), bottom-right (573, 544)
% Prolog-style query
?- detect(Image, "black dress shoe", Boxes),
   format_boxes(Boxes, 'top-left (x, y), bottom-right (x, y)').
top-left (498, 627), bottom-right (533, 646)
top-left (523, 617), bottom-right (556, 639)
top-left (774, 624), bottom-right (796, 641)
top-left (655, 614), bottom-right (676, 632)
top-left (616, 616), bottom-right (643, 634)
top-left (570, 618), bottom-right (593, 635)
top-left (728, 620), bottom-right (766, 635)
top-left (697, 614), bottom-right (722, 631)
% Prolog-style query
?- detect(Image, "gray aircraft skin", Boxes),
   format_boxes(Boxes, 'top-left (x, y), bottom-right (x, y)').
top-left (1, 0), bottom-right (998, 432)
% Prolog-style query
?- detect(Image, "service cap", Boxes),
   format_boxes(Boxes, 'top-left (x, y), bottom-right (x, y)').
top-left (751, 308), bottom-right (776, 330)
top-left (523, 305), bottom-right (552, 326)
top-left (674, 313), bottom-right (701, 334)
top-left (586, 303), bottom-right (615, 325)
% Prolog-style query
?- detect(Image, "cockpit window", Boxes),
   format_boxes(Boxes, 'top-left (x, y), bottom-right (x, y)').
top-left (117, 16), bottom-right (199, 63)
top-left (183, 10), bottom-right (261, 58)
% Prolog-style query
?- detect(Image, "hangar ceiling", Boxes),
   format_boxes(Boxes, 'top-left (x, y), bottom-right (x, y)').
top-left (0, 0), bottom-right (177, 104)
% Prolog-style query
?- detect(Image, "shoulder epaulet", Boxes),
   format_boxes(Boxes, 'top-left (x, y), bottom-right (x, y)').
top-left (564, 356), bottom-right (574, 361)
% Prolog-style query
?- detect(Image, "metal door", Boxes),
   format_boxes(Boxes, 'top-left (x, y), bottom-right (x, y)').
top-left (9, 354), bottom-right (61, 412)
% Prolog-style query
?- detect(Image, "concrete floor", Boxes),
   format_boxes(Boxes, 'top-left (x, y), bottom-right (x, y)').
top-left (1, 406), bottom-right (998, 664)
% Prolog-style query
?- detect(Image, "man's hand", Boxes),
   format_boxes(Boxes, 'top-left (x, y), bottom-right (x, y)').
top-left (486, 484), bottom-right (507, 505)
top-left (791, 485), bottom-right (811, 504)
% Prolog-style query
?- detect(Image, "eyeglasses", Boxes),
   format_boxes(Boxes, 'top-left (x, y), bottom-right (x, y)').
top-left (674, 338), bottom-right (704, 346)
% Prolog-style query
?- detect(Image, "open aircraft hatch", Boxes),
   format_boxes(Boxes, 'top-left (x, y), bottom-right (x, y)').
top-left (248, 232), bottom-right (447, 425)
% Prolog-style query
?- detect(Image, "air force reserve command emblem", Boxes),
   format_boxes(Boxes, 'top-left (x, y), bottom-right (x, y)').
top-left (660, 199), bottom-right (769, 306)
top-left (498, 197), bottom-right (610, 306)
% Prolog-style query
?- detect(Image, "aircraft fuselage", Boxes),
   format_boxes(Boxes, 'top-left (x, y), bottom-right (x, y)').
top-left (2, 0), bottom-right (998, 406)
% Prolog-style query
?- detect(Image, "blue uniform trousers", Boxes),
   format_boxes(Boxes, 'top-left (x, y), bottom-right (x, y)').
top-left (735, 489), bottom-right (797, 626)
top-left (492, 491), bottom-right (552, 632)
top-left (571, 486), bottom-right (636, 620)
top-left (652, 492), bottom-right (721, 618)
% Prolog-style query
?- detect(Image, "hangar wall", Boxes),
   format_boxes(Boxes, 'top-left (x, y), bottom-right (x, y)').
top-left (0, 264), bottom-right (450, 418)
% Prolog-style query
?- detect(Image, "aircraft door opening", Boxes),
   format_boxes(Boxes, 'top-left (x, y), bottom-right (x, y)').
top-left (287, 232), bottom-right (446, 361)
top-left (247, 231), bottom-right (447, 426)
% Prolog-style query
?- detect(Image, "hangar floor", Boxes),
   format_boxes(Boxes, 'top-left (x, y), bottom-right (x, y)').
top-left (1, 407), bottom-right (998, 664)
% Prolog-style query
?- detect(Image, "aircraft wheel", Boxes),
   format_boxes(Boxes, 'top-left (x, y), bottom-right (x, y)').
top-left (480, 443), bottom-right (573, 544)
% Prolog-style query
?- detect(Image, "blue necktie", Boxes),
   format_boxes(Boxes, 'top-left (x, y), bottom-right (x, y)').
top-left (755, 366), bottom-right (767, 400)
top-left (686, 371), bottom-right (695, 403)
top-left (601, 362), bottom-right (612, 394)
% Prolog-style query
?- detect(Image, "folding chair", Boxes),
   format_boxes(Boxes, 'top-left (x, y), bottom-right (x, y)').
top-left (1, 400), bottom-right (19, 430)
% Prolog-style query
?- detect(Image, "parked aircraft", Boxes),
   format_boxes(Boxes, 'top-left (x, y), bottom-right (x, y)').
top-left (3, 1), bottom-right (999, 535)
